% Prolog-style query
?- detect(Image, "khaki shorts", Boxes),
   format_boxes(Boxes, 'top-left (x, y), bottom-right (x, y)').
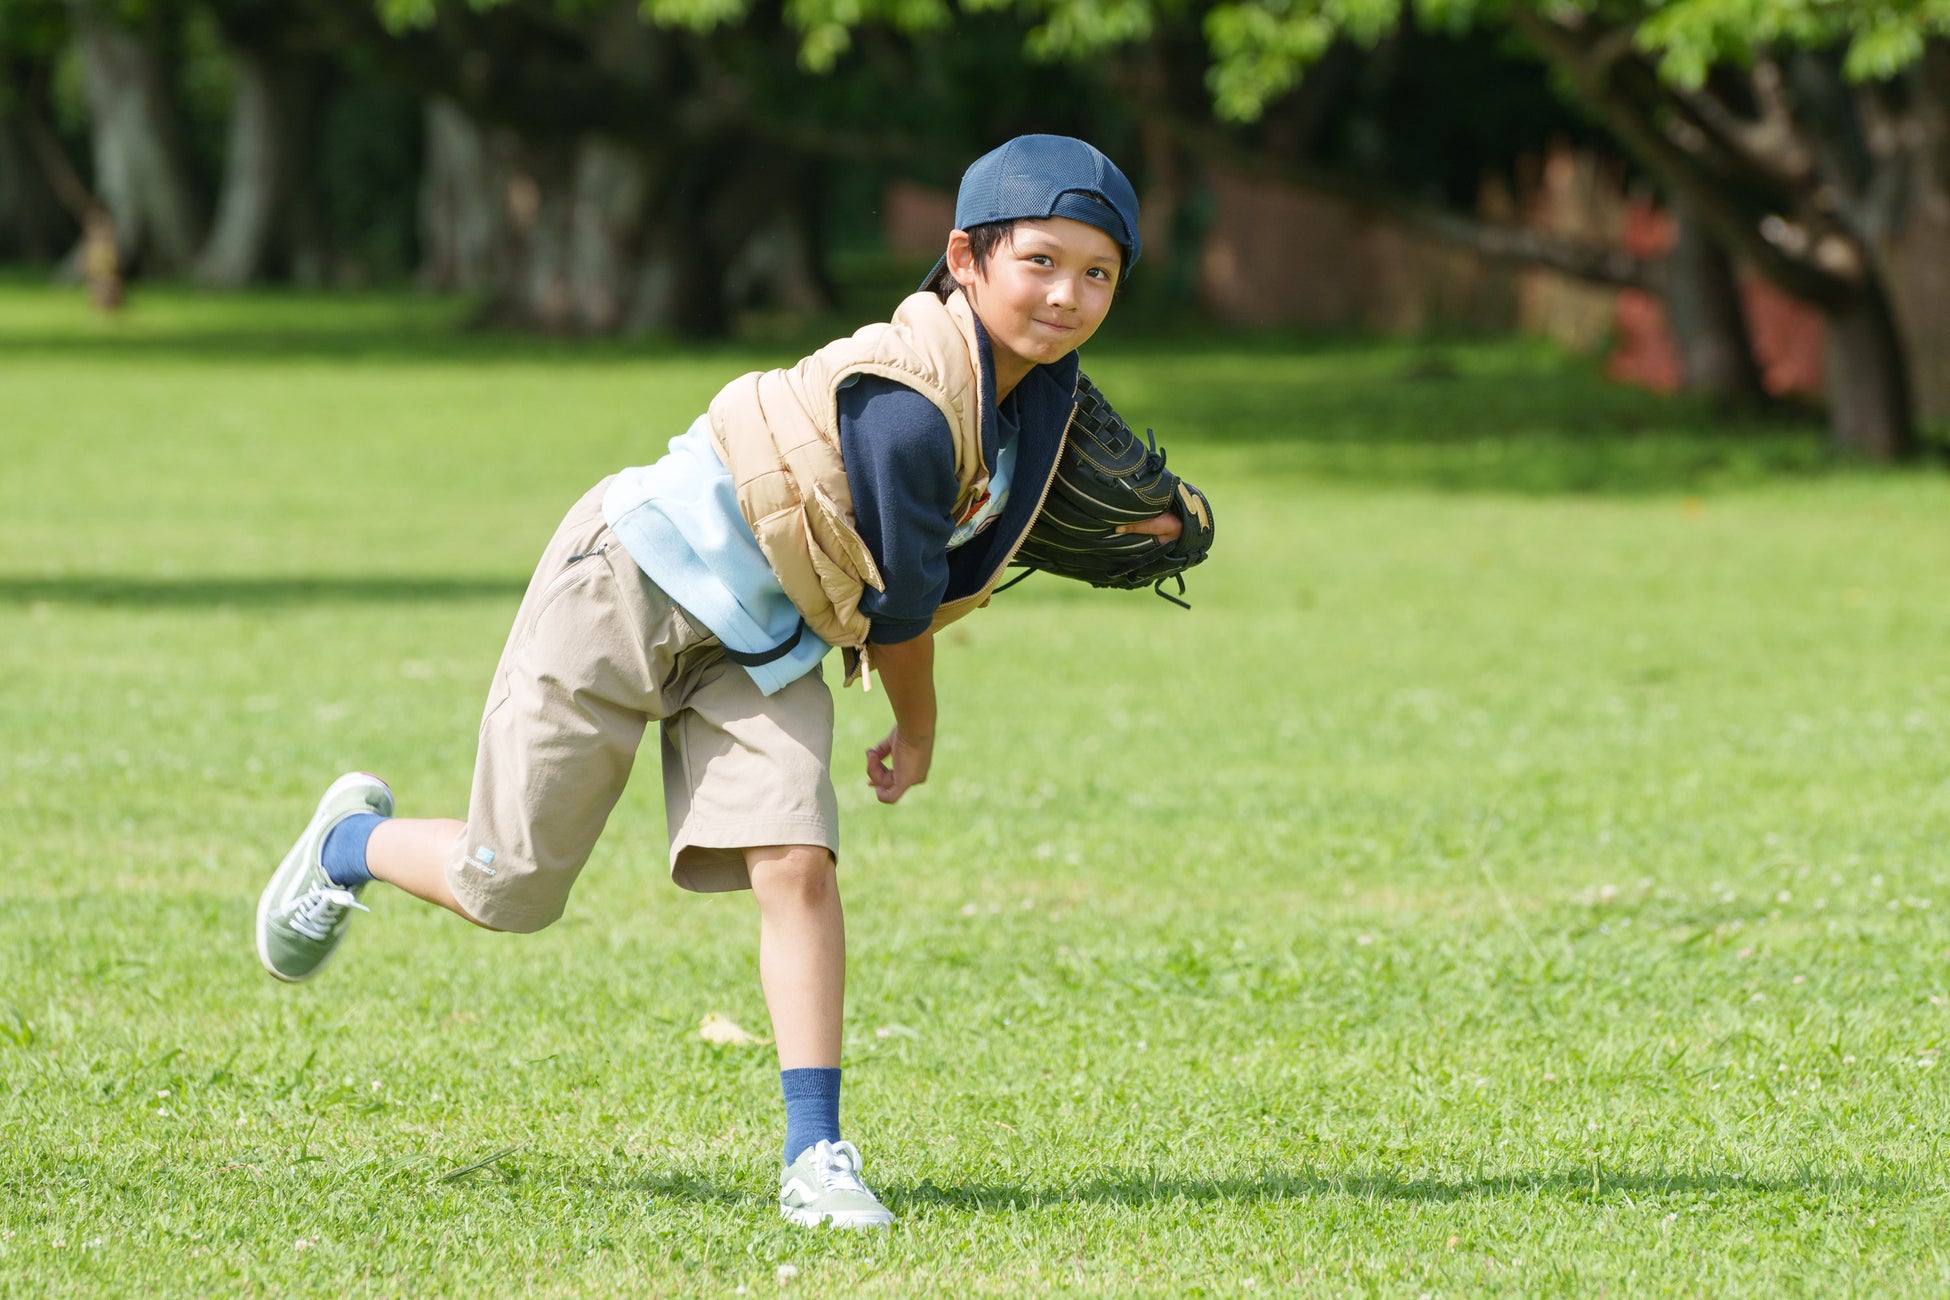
top-left (445, 479), bottom-right (839, 933)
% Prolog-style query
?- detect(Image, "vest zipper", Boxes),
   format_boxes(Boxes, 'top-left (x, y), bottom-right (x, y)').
top-left (988, 396), bottom-right (1079, 587)
top-left (851, 391), bottom-right (1078, 692)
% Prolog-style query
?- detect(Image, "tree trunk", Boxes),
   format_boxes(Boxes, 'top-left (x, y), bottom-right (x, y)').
top-left (1821, 276), bottom-right (1915, 460)
top-left (195, 43), bottom-right (324, 286)
top-left (0, 113), bottom-right (76, 262)
top-left (1136, 110), bottom-right (1213, 305)
top-left (418, 96), bottom-right (510, 293)
top-left (1663, 205), bottom-right (1765, 408)
top-left (415, 96), bottom-right (800, 337)
top-left (485, 131), bottom-right (663, 334)
top-left (563, 135), bottom-right (654, 331)
top-left (73, 9), bottom-right (205, 275)
top-left (634, 193), bottom-right (736, 337)
top-left (1920, 40), bottom-right (1950, 220)
top-left (723, 163), bottom-right (833, 317)
top-left (664, 232), bottom-right (732, 336)
top-left (498, 134), bottom-right (578, 332)
top-left (1509, 11), bottom-right (1920, 459)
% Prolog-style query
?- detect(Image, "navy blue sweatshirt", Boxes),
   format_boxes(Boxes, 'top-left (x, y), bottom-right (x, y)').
top-left (837, 321), bottom-right (1078, 644)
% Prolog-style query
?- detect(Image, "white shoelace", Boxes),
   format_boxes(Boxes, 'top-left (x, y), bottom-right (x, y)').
top-left (808, 1140), bottom-right (871, 1193)
top-left (276, 887), bottom-right (368, 941)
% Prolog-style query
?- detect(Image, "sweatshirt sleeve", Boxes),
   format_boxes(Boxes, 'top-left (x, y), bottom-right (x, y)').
top-left (837, 376), bottom-right (958, 645)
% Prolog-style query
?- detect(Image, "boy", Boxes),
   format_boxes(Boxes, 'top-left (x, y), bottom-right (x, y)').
top-left (255, 135), bottom-right (1180, 1228)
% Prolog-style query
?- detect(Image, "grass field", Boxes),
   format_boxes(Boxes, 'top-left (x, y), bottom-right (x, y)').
top-left (3, 283), bottom-right (1949, 1296)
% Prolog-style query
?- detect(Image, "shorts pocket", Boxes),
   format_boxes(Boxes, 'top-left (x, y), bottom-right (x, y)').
top-left (517, 544), bottom-right (609, 651)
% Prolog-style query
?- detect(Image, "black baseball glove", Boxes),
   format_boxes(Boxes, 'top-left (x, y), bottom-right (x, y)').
top-left (1003, 373), bottom-right (1215, 607)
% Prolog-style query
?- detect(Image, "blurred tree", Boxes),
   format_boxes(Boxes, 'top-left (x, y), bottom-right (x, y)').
top-left (0, 0), bottom-right (129, 303)
top-left (758, 0), bottom-right (1943, 455)
top-left (1499, 12), bottom-right (1939, 457)
top-left (193, 0), bottom-right (337, 285)
top-left (313, 68), bottom-right (421, 282)
top-left (1112, 17), bottom-right (1768, 408)
top-left (0, 0), bottom-right (79, 262)
top-left (70, 0), bottom-right (208, 274)
top-left (343, 1), bottom-right (1110, 333)
top-left (1092, 0), bottom-right (1948, 455)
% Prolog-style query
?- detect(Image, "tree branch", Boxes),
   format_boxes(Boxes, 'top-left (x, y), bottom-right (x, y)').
top-left (1150, 110), bottom-right (1660, 291)
top-left (1668, 75), bottom-right (1811, 190)
top-left (1917, 38), bottom-right (1950, 216)
top-left (20, 104), bottom-right (100, 224)
top-left (1404, 204), bottom-right (1662, 290)
top-left (1509, 7), bottom-right (1860, 307)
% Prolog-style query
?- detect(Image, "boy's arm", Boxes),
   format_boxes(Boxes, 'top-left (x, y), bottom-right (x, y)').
top-left (839, 377), bottom-right (957, 804)
top-left (838, 380), bottom-right (957, 641)
top-left (863, 631), bottom-right (935, 804)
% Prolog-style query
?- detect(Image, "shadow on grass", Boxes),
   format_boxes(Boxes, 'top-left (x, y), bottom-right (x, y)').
top-left (886, 1166), bottom-right (1904, 1209)
top-left (628, 1170), bottom-right (751, 1207)
top-left (601, 1164), bottom-right (1904, 1211)
top-left (0, 575), bottom-right (526, 608)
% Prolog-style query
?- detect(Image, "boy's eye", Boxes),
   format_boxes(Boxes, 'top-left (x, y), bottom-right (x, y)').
top-left (1087, 267), bottom-right (1111, 281)
top-left (1028, 254), bottom-right (1053, 266)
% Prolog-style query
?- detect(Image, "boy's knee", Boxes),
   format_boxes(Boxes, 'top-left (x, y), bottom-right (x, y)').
top-left (747, 844), bottom-right (837, 904)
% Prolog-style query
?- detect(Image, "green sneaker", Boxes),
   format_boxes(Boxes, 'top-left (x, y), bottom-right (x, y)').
top-left (255, 772), bottom-right (393, 983)
top-left (779, 1140), bottom-right (895, 1229)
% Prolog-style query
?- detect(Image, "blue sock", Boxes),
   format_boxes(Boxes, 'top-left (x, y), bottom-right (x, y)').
top-left (781, 1067), bottom-right (842, 1164)
top-left (320, 812), bottom-right (384, 888)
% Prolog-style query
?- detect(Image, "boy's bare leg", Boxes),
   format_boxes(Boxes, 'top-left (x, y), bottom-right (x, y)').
top-left (754, 843), bottom-right (890, 1226)
top-left (749, 844), bottom-right (844, 1069)
top-left (367, 817), bottom-right (495, 927)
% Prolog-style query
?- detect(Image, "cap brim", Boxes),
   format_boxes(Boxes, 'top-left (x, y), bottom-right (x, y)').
top-left (919, 255), bottom-right (950, 293)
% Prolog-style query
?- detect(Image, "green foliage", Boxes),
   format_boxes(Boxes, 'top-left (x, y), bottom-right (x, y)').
top-left (638, 0), bottom-right (754, 31)
top-left (170, 2), bottom-right (234, 194)
top-left (1015, 0), bottom-right (1160, 60)
top-left (5, 285), bottom-right (1950, 1292)
top-left (1632, 0), bottom-right (1950, 87)
top-left (0, 0), bottom-right (67, 118)
top-left (316, 76), bottom-right (424, 282)
top-left (783, 0), bottom-right (954, 71)
top-left (371, 0), bottom-right (437, 32)
top-left (0, 0), bottom-right (65, 64)
top-left (1074, 0), bottom-right (1950, 118)
top-left (1205, 3), bottom-right (1340, 119)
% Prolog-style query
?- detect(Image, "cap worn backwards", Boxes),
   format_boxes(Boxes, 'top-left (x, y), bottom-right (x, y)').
top-left (922, 135), bottom-right (1141, 290)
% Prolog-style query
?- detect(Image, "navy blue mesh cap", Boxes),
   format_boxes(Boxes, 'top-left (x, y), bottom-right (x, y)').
top-left (921, 135), bottom-right (1141, 290)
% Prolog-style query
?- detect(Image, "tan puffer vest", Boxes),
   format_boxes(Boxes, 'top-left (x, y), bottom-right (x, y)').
top-left (708, 291), bottom-right (995, 651)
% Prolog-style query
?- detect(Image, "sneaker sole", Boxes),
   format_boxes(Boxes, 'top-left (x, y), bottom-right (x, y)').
top-left (255, 771), bottom-right (392, 983)
top-left (780, 1204), bottom-right (894, 1229)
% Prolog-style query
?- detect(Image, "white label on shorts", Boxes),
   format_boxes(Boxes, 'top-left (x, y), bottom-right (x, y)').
top-left (468, 845), bottom-right (498, 875)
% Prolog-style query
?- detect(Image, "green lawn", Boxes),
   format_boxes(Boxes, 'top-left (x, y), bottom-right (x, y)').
top-left (2, 283), bottom-right (1948, 1296)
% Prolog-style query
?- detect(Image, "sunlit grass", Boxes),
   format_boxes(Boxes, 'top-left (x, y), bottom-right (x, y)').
top-left (3, 283), bottom-right (1948, 1295)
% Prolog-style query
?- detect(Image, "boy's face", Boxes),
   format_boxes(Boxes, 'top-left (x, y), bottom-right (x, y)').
top-left (948, 217), bottom-right (1121, 384)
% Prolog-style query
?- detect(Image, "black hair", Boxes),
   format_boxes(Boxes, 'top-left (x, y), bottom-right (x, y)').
top-left (963, 220), bottom-right (1021, 276)
top-left (925, 217), bottom-right (1127, 299)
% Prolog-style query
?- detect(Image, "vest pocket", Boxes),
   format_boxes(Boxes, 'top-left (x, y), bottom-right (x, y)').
top-left (803, 484), bottom-right (885, 593)
top-left (801, 514), bottom-right (872, 627)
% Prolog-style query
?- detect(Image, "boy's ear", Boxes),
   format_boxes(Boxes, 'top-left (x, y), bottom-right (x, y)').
top-left (944, 229), bottom-right (980, 288)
